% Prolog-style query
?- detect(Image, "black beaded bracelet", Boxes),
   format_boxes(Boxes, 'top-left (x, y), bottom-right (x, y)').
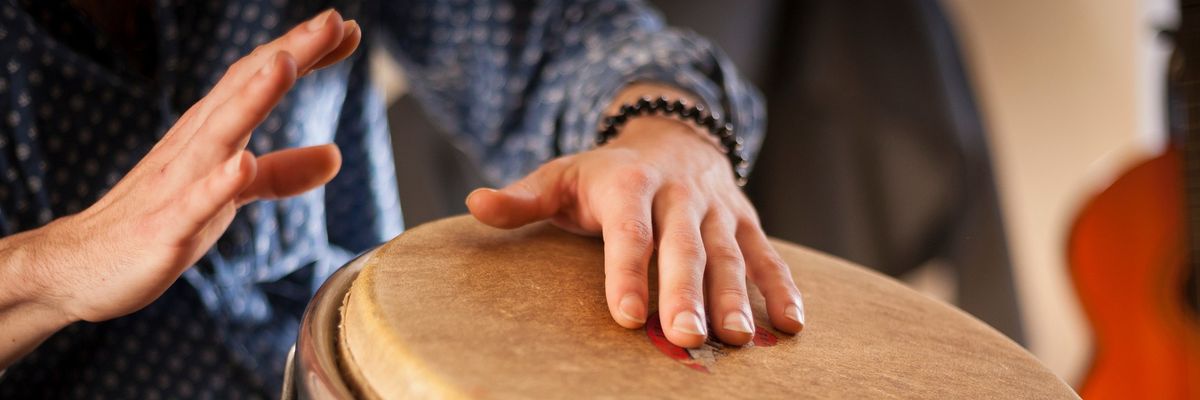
top-left (596, 96), bottom-right (749, 187)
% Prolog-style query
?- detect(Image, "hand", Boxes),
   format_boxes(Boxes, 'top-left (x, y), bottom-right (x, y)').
top-left (3, 9), bottom-right (358, 329)
top-left (467, 107), bottom-right (805, 348)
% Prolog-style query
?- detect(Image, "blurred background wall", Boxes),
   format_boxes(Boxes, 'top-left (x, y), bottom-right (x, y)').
top-left (375, 0), bottom-right (1178, 386)
top-left (943, 0), bottom-right (1175, 383)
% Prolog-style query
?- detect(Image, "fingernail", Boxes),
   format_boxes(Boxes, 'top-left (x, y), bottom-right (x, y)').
top-left (345, 20), bottom-right (360, 36)
top-left (307, 9), bottom-right (334, 32)
top-left (785, 304), bottom-right (805, 326)
top-left (723, 312), bottom-right (753, 334)
top-left (465, 188), bottom-right (498, 207)
top-left (617, 294), bottom-right (645, 324)
top-left (470, 188), bottom-right (498, 196)
top-left (258, 52), bottom-right (278, 76)
top-left (224, 154), bottom-right (242, 175)
top-left (672, 310), bottom-right (706, 336)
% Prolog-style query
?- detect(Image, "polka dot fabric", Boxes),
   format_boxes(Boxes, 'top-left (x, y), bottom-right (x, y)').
top-left (0, 0), bottom-right (763, 397)
top-left (379, 0), bottom-right (766, 184)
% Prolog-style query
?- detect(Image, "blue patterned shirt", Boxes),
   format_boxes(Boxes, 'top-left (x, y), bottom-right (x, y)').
top-left (0, 0), bottom-right (764, 398)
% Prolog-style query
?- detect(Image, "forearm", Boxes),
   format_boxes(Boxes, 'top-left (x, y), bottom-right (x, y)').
top-left (0, 227), bottom-right (74, 369)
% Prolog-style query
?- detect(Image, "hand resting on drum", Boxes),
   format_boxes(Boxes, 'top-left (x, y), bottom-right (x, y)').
top-left (466, 86), bottom-right (806, 348)
top-left (0, 10), bottom-right (357, 369)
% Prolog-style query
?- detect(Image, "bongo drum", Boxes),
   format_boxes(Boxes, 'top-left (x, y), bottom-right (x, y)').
top-left (288, 215), bottom-right (1077, 399)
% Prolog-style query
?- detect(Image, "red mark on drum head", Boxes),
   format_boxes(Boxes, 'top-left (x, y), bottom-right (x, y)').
top-left (752, 326), bottom-right (778, 347)
top-left (644, 311), bottom-right (778, 373)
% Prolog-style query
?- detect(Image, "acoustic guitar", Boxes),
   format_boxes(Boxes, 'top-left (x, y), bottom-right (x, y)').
top-left (1068, 1), bottom-right (1200, 398)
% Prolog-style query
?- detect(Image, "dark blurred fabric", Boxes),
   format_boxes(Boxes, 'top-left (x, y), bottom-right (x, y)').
top-left (389, 97), bottom-right (483, 227)
top-left (387, 0), bottom-right (1025, 343)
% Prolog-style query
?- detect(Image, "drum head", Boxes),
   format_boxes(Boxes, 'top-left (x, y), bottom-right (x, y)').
top-left (339, 216), bottom-right (1076, 399)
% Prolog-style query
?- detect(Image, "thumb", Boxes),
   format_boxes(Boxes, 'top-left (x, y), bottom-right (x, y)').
top-left (466, 157), bottom-right (575, 229)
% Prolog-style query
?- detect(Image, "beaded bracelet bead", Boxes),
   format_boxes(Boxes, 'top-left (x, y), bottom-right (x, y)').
top-left (596, 96), bottom-right (749, 187)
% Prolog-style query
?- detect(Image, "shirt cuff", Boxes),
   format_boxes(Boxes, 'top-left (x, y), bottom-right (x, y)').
top-left (554, 27), bottom-right (767, 169)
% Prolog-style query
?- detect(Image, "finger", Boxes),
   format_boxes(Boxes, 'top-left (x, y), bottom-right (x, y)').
top-left (597, 168), bottom-right (660, 329)
top-left (176, 50), bottom-right (298, 177)
top-left (653, 186), bottom-right (708, 348)
top-left (201, 9), bottom-right (345, 112)
top-left (702, 211), bottom-right (754, 345)
top-left (737, 217), bottom-right (805, 334)
top-left (236, 144), bottom-right (342, 206)
top-left (160, 151), bottom-right (257, 244)
top-left (466, 157), bottom-right (575, 229)
top-left (161, 9), bottom-right (347, 149)
top-left (148, 12), bottom-right (353, 179)
top-left (309, 20), bottom-right (362, 73)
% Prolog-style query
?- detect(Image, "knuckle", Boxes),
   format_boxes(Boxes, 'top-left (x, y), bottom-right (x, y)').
top-left (613, 166), bottom-right (658, 194)
top-left (528, 156), bottom-right (574, 185)
top-left (733, 190), bottom-right (755, 208)
top-left (666, 230), bottom-right (705, 261)
top-left (754, 254), bottom-right (796, 289)
top-left (544, 155), bottom-right (574, 171)
top-left (511, 178), bottom-right (539, 195)
top-left (251, 44), bottom-right (269, 56)
top-left (712, 208), bottom-right (740, 227)
top-left (706, 242), bottom-right (744, 268)
top-left (228, 45), bottom-right (267, 76)
top-left (677, 245), bottom-right (705, 263)
top-left (670, 285), bottom-right (705, 305)
top-left (761, 255), bottom-right (790, 276)
top-left (713, 286), bottom-right (749, 304)
top-left (611, 261), bottom-right (649, 282)
top-left (227, 58), bottom-right (250, 77)
top-left (661, 184), bottom-right (696, 205)
top-left (736, 211), bottom-right (762, 231)
top-left (617, 219), bottom-right (653, 247)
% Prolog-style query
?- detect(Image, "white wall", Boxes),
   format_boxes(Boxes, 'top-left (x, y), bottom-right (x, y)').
top-left (941, 0), bottom-right (1175, 383)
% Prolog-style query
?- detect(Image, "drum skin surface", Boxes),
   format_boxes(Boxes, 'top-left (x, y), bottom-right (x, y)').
top-left (339, 216), bottom-right (1076, 399)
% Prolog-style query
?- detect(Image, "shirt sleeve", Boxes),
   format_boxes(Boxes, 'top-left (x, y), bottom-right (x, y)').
top-left (376, 0), bottom-right (766, 185)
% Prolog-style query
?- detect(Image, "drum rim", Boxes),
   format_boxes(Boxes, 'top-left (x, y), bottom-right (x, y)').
top-left (292, 247), bottom-right (379, 400)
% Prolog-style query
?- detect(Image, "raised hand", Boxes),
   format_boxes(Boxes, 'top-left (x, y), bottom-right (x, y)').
top-left (2, 9), bottom-right (358, 331)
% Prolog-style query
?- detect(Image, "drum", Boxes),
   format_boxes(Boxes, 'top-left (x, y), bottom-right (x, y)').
top-left (288, 215), bottom-right (1077, 399)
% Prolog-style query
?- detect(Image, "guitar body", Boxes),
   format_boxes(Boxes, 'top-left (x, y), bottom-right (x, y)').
top-left (1069, 147), bottom-right (1200, 399)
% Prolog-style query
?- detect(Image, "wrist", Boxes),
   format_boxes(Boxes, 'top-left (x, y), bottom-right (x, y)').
top-left (598, 94), bottom-right (749, 186)
top-left (0, 222), bottom-right (79, 328)
top-left (605, 116), bottom-right (738, 185)
top-left (604, 82), bottom-right (721, 150)
top-left (608, 115), bottom-right (718, 152)
top-left (0, 224), bottom-right (77, 368)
